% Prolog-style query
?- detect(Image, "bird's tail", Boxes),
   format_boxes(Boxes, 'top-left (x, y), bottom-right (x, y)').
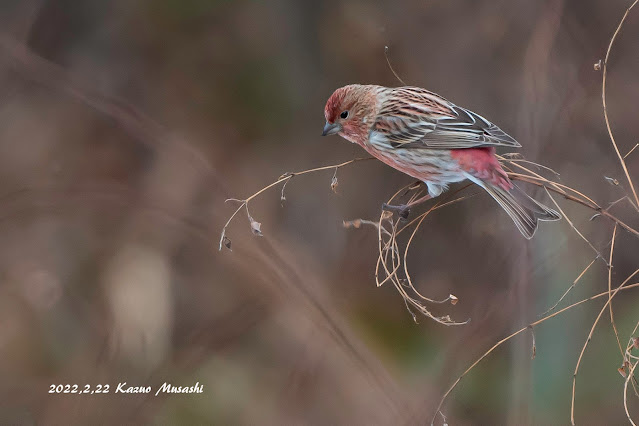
top-left (469, 176), bottom-right (561, 239)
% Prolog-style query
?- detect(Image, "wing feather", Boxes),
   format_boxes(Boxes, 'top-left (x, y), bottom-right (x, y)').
top-left (372, 87), bottom-right (521, 150)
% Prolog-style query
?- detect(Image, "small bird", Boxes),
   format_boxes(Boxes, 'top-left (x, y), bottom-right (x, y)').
top-left (322, 84), bottom-right (560, 238)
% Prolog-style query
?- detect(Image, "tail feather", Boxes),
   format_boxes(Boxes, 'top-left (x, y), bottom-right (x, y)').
top-left (468, 176), bottom-right (561, 239)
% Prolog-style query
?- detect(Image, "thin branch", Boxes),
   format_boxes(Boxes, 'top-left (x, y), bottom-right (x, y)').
top-left (540, 256), bottom-right (598, 315)
top-left (545, 188), bottom-right (609, 266)
top-left (510, 173), bottom-right (639, 238)
top-left (246, 158), bottom-right (373, 204)
top-left (384, 46), bottom-right (408, 85)
top-left (624, 143), bottom-right (639, 159)
top-left (625, 359), bottom-right (639, 426)
top-left (571, 269), bottom-right (639, 425)
top-left (219, 157), bottom-right (373, 250)
top-left (601, 0), bottom-right (639, 209)
top-left (607, 225), bottom-right (624, 358)
top-left (432, 281), bottom-right (639, 426)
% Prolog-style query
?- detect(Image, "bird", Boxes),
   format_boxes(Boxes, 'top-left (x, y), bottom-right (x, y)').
top-left (321, 84), bottom-right (560, 239)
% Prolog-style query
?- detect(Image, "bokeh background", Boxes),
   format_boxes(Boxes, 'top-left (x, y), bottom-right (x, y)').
top-left (0, 0), bottom-right (638, 424)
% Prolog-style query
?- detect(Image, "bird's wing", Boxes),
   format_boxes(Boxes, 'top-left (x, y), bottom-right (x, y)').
top-left (372, 87), bottom-right (521, 149)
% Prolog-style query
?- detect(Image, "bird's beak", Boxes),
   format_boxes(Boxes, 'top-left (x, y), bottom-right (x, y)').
top-left (322, 121), bottom-right (341, 136)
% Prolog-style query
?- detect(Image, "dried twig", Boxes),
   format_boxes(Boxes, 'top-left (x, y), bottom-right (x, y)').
top-left (570, 269), bottom-right (639, 425)
top-left (544, 188), bottom-right (609, 266)
top-left (219, 157), bottom-right (373, 250)
top-left (540, 256), bottom-right (598, 315)
top-left (222, 149), bottom-right (639, 327)
top-left (433, 1), bottom-right (639, 421)
top-left (606, 225), bottom-right (624, 358)
top-left (624, 143), bottom-right (639, 159)
top-left (601, 0), bottom-right (639, 210)
top-left (372, 184), bottom-right (471, 325)
top-left (624, 360), bottom-right (638, 426)
top-left (432, 281), bottom-right (639, 425)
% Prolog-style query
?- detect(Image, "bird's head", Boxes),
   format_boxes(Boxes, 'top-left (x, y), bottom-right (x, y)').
top-left (322, 85), bottom-right (376, 145)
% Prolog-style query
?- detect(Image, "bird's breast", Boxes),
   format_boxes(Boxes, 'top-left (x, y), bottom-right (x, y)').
top-left (361, 135), bottom-right (462, 183)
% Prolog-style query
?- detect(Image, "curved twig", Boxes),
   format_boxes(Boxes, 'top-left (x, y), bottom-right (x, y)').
top-left (601, 0), bottom-right (639, 209)
top-left (432, 281), bottom-right (639, 425)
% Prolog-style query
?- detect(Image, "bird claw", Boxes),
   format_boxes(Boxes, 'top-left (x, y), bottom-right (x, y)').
top-left (382, 203), bottom-right (411, 220)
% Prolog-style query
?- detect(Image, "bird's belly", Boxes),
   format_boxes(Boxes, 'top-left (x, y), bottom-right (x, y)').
top-left (364, 144), bottom-right (465, 184)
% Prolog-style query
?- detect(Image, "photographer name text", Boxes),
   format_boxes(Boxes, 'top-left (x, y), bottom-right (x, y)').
top-left (49, 382), bottom-right (203, 396)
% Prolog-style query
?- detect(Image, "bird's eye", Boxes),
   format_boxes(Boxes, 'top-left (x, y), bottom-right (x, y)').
top-left (340, 110), bottom-right (349, 119)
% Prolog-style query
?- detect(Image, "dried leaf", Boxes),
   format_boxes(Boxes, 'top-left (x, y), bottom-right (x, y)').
top-left (343, 219), bottom-right (362, 229)
top-left (330, 170), bottom-right (339, 193)
top-left (219, 229), bottom-right (229, 251)
top-left (449, 294), bottom-right (458, 305)
top-left (619, 367), bottom-right (627, 378)
top-left (381, 210), bottom-right (393, 220)
top-left (633, 337), bottom-right (639, 349)
top-left (223, 236), bottom-right (232, 250)
top-left (604, 176), bottom-right (619, 186)
top-left (594, 59), bottom-right (602, 71)
top-left (280, 179), bottom-right (289, 203)
top-left (248, 214), bottom-right (263, 236)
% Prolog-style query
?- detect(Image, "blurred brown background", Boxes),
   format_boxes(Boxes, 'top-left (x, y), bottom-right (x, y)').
top-left (0, 0), bottom-right (638, 424)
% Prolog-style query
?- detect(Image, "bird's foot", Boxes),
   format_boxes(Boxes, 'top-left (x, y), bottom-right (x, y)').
top-left (382, 203), bottom-right (411, 220)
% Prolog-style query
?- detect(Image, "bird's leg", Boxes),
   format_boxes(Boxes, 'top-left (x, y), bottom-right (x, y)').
top-left (382, 193), bottom-right (432, 220)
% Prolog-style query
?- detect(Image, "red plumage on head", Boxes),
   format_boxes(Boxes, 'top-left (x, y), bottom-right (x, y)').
top-left (324, 87), bottom-right (348, 123)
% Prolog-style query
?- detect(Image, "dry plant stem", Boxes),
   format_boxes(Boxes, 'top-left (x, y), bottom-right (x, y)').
top-left (219, 157), bottom-right (373, 250)
top-left (394, 184), bottom-right (475, 238)
top-left (606, 195), bottom-right (639, 215)
top-left (503, 159), bottom-right (639, 239)
top-left (371, 182), bottom-right (471, 325)
top-left (570, 269), bottom-right (639, 425)
top-left (501, 157), bottom-right (600, 206)
top-left (504, 157), bottom-right (561, 176)
top-left (377, 220), bottom-right (402, 289)
top-left (540, 256), bottom-right (598, 315)
top-left (434, 2), bottom-right (639, 419)
top-left (506, 157), bottom-right (638, 236)
top-left (607, 225), bottom-right (624, 357)
top-left (376, 183), bottom-right (414, 287)
top-left (511, 173), bottom-right (639, 238)
top-left (342, 219), bottom-right (394, 238)
top-left (625, 360), bottom-right (639, 426)
top-left (544, 188), bottom-right (609, 265)
top-left (384, 46), bottom-right (408, 86)
top-left (243, 157), bottom-right (372, 204)
top-left (402, 196), bottom-right (468, 304)
top-left (602, 0), bottom-right (639, 209)
top-left (375, 183), bottom-right (421, 289)
top-left (625, 143), bottom-right (639, 159)
top-left (374, 192), bottom-right (469, 325)
top-left (625, 326), bottom-right (639, 400)
top-left (431, 281), bottom-right (639, 426)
